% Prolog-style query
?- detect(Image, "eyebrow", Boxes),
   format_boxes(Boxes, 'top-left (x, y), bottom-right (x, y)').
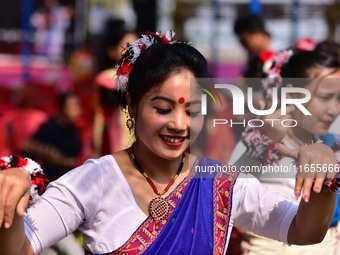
top-left (151, 96), bottom-right (201, 106)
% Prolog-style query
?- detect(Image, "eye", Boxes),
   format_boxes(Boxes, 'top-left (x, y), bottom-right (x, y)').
top-left (155, 108), bottom-right (171, 115)
top-left (187, 111), bottom-right (200, 117)
top-left (317, 95), bottom-right (332, 100)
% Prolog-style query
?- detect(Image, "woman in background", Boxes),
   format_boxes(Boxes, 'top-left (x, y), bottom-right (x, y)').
top-left (229, 40), bottom-right (340, 255)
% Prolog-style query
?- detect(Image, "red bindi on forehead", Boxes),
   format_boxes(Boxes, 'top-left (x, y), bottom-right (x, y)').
top-left (178, 97), bottom-right (185, 104)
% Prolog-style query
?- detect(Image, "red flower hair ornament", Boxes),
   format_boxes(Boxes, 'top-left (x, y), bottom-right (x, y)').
top-left (259, 49), bottom-right (293, 97)
top-left (114, 31), bottom-right (179, 93)
top-left (295, 37), bottom-right (316, 52)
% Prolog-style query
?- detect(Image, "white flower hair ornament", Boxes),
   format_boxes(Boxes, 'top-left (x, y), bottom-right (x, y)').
top-left (259, 38), bottom-right (316, 98)
top-left (114, 31), bottom-right (178, 93)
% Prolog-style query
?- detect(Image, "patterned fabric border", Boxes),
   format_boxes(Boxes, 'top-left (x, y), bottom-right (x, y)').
top-left (213, 170), bottom-right (238, 255)
top-left (86, 158), bottom-right (200, 255)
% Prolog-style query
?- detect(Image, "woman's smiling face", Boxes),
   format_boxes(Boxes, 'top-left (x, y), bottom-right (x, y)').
top-left (132, 69), bottom-right (204, 160)
top-left (293, 68), bottom-right (340, 136)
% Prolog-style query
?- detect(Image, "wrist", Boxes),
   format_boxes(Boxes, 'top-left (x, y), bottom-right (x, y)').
top-left (241, 126), bottom-right (282, 165)
top-left (321, 142), bottom-right (340, 192)
top-left (0, 155), bottom-right (48, 205)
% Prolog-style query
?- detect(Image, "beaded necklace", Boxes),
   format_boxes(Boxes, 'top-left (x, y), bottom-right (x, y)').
top-left (130, 146), bottom-right (185, 221)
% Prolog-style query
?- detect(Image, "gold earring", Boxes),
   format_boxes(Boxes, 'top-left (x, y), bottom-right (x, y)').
top-left (124, 108), bottom-right (134, 134)
top-left (126, 117), bottom-right (134, 134)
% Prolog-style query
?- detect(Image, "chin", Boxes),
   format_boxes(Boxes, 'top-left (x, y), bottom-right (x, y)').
top-left (161, 147), bottom-right (187, 159)
top-left (314, 127), bottom-right (327, 137)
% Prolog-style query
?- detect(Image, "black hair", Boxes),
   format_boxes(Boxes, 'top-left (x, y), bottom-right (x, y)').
top-left (98, 18), bottom-right (136, 70)
top-left (105, 19), bottom-right (130, 49)
top-left (281, 41), bottom-right (340, 79)
top-left (233, 14), bottom-right (270, 37)
top-left (58, 92), bottom-right (77, 110)
top-left (117, 43), bottom-right (211, 108)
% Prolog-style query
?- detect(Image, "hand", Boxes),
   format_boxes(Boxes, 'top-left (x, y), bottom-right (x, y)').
top-left (277, 143), bottom-right (338, 202)
top-left (258, 95), bottom-right (295, 142)
top-left (0, 168), bottom-right (31, 228)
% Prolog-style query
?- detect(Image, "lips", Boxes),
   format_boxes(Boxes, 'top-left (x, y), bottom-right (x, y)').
top-left (321, 120), bottom-right (333, 128)
top-left (160, 135), bottom-right (187, 147)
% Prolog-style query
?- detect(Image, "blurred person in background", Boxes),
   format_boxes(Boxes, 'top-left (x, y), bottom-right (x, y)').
top-left (93, 18), bottom-right (138, 157)
top-left (233, 14), bottom-right (272, 80)
top-left (230, 14), bottom-right (275, 150)
top-left (22, 92), bottom-right (84, 255)
top-left (223, 14), bottom-right (274, 254)
top-left (228, 40), bottom-right (340, 255)
top-left (31, 0), bottom-right (73, 62)
top-left (0, 30), bottom-right (338, 255)
top-left (22, 92), bottom-right (83, 182)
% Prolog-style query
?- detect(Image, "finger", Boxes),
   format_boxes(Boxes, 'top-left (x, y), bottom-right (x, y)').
top-left (278, 114), bottom-right (292, 127)
top-left (0, 181), bottom-right (13, 228)
top-left (302, 178), bottom-right (314, 203)
top-left (3, 188), bottom-right (23, 228)
top-left (264, 93), bottom-right (273, 108)
top-left (313, 177), bottom-right (324, 193)
top-left (299, 149), bottom-right (314, 202)
top-left (280, 112), bottom-right (293, 122)
top-left (285, 105), bottom-right (295, 114)
top-left (276, 107), bottom-right (295, 121)
top-left (16, 191), bottom-right (30, 217)
top-left (258, 99), bottom-right (266, 110)
top-left (267, 109), bottom-right (285, 119)
top-left (276, 143), bottom-right (298, 159)
top-left (295, 176), bottom-right (304, 200)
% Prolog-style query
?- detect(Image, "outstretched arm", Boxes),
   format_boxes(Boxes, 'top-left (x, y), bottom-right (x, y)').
top-left (288, 191), bottom-right (336, 245)
top-left (283, 143), bottom-right (338, 245)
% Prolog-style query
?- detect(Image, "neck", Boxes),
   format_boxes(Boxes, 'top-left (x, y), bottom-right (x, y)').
top-left (132, 140), bottom-right (185, 183)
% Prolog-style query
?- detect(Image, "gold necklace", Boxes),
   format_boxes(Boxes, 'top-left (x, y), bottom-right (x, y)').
top-left (130, 147), bottom-right (185, 221)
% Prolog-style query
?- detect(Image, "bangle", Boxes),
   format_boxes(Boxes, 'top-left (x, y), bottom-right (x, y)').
top-left (322, 178), bottom-right (340, 192)
top-left (321, 142), bottom-right (340, 192)
top-left (241, 126), bottom-right (282, 165)
top-left (0, 155), bottom-right (48, 205)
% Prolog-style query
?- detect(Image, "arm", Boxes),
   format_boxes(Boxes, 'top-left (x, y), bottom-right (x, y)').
top-left (23, 139), bottom-right (75, 168)
top-left (233, 143), bottom-right (338, 245)
top-left (286, 143), bottom-right (338, 244)
top-left (0, 216), bottom-right (34, 255)
top-left (0, 168), bottom-right (33, 255)
top-left (288, 191), bottom-right (336, 244)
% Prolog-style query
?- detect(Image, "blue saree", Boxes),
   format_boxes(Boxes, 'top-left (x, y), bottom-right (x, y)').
top-left (85, 157), bottom-right (237, 255)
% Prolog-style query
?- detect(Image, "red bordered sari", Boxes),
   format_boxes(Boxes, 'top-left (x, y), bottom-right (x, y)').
top-left (85, 157), bottom-right (237, 255)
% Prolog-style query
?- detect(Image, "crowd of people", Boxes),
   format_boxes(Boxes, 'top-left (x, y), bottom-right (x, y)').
top-left (0, 7), bottom-right (339, 255)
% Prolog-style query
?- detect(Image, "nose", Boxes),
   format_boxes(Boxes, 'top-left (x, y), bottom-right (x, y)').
top-left (168, 110), bottom-right (189, 132)
top-left (327, 97), bottom-right (340, 117)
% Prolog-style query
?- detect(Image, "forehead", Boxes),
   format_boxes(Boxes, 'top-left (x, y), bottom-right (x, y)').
top-left (317, 78), bottom-right (340, 93)
top-left (306, 73), bottom-right (340, 94)
top-left (143, 70), bottom-right (202, 100)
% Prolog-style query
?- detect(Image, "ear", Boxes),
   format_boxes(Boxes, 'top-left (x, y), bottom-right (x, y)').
top-left (126, 92), bottom-right (135, 117)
